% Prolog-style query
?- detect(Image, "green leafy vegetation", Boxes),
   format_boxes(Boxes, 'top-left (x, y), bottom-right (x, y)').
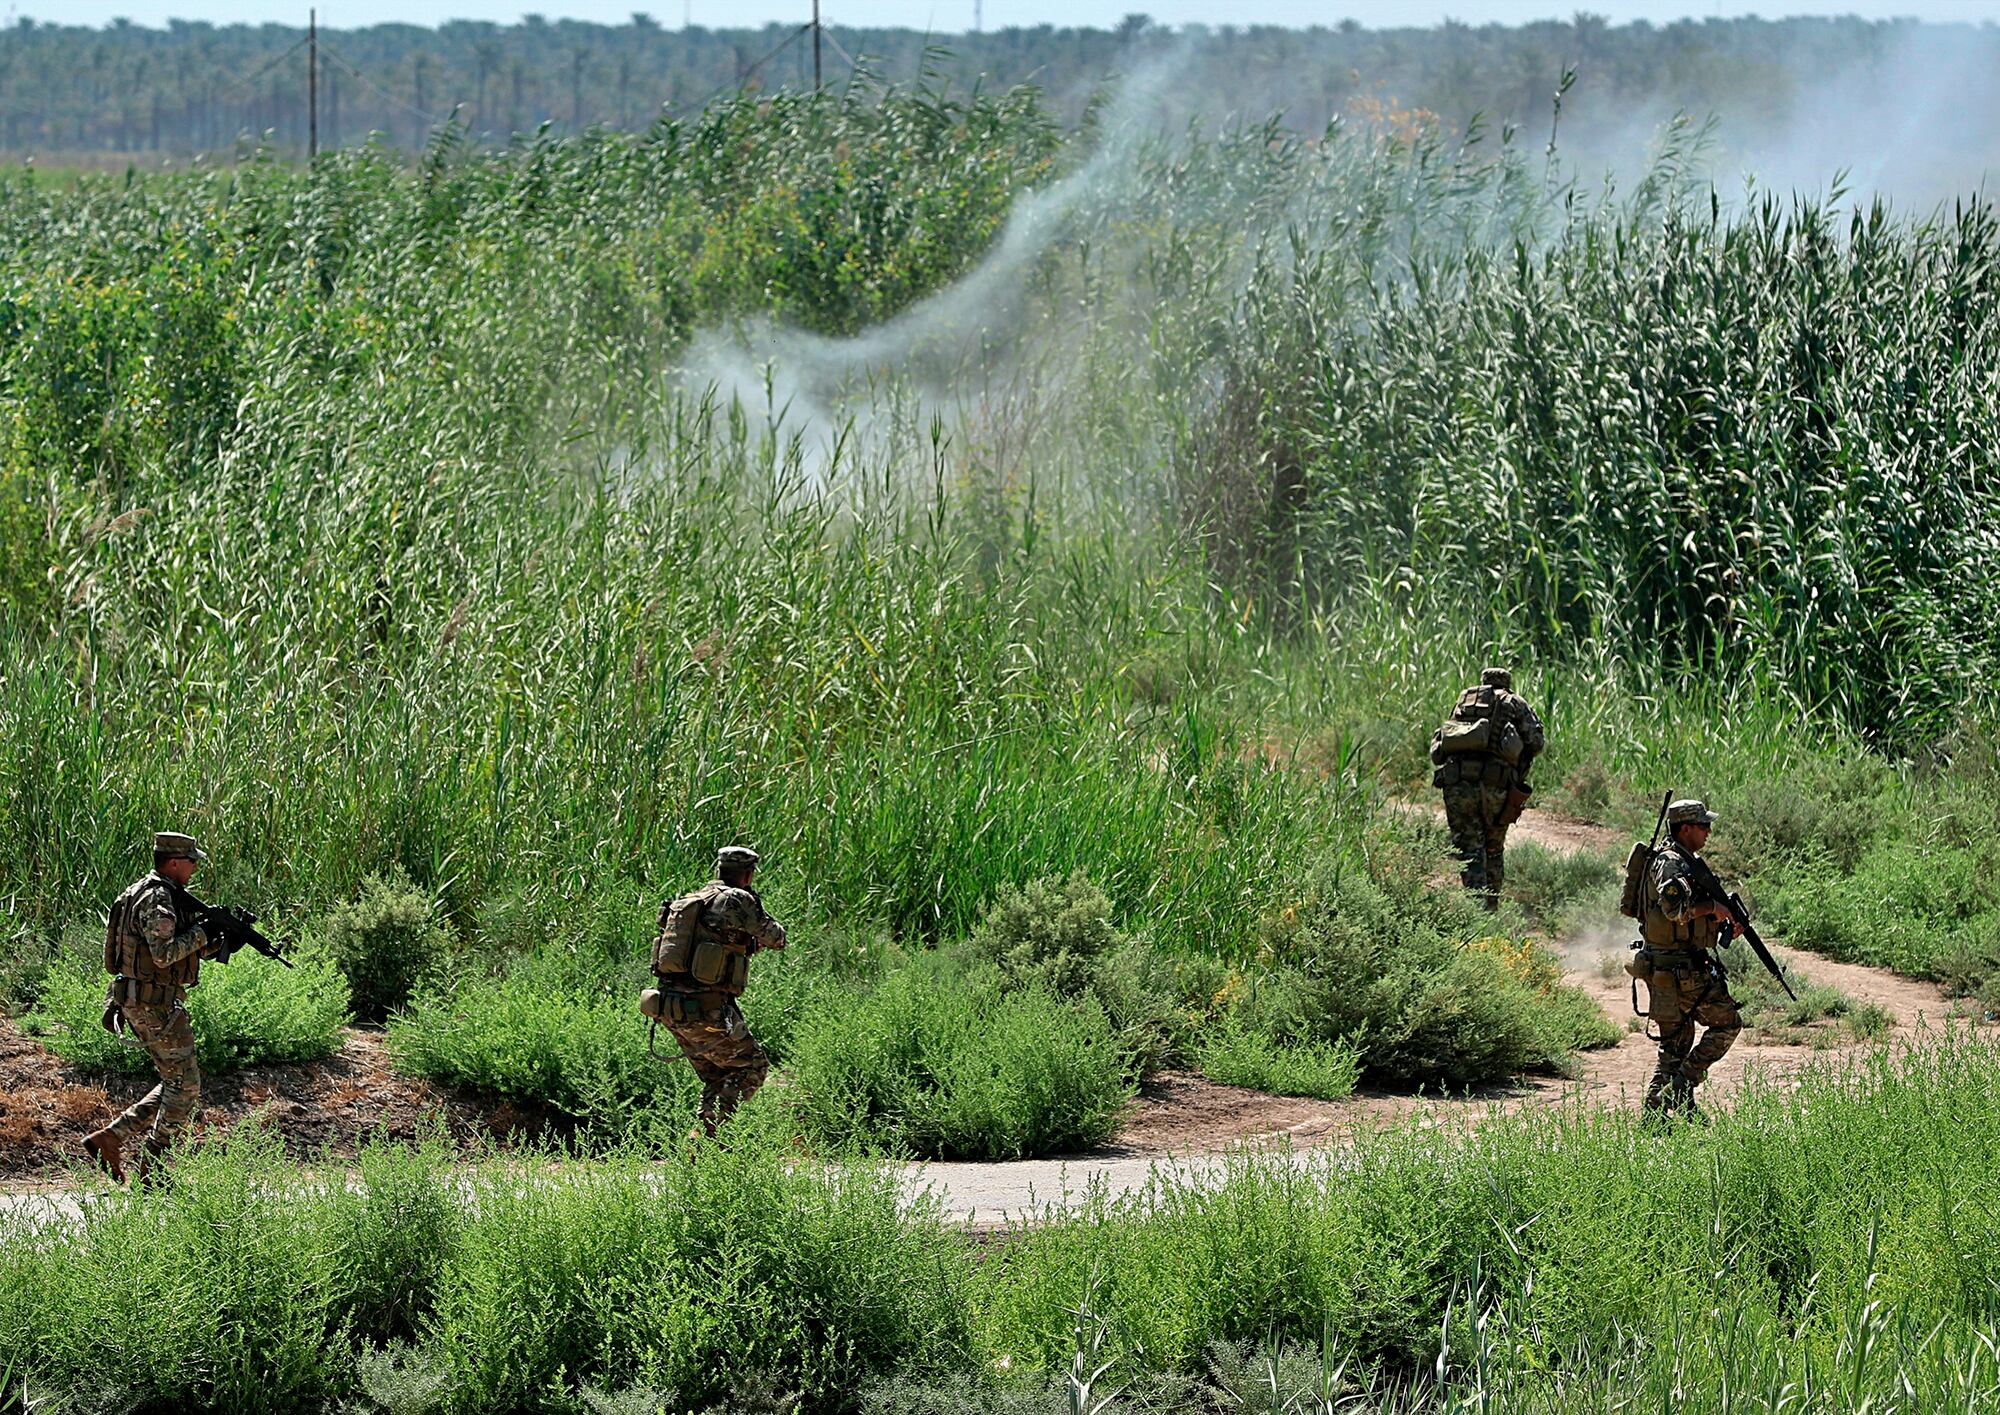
top-left (324, 870), bottom-right (452, 1023)
top-left (785, 954), bottom-right (1133, 1161)
top-left (1195, 1022), bottom-right (1361, 1101)
top-left (24, 934), bottom-right (349, 1074)
top-left (4, 51), bottom-right (2000, 1405)
top-left (4, 1044), bottom-right (2000, 1410)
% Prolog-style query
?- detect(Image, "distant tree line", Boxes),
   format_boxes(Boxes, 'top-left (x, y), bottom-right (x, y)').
top-left (2, 11), bottom-right (1997, 192)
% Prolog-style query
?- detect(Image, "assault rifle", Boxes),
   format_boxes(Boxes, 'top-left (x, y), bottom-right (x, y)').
top-left (169, 883), bottom-right (293, 969)
top-left (1682, 853), bottom-right (1793, 1002)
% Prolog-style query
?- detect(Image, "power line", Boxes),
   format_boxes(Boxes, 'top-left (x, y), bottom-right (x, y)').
top-left (213, 34), bottom-right (310, 101)
top-left (675, 23), bottom-right (810, 115)
top-left (316, 39), bottom-right (450, 129)
top-left (818, 25), bottom-right (863, 74)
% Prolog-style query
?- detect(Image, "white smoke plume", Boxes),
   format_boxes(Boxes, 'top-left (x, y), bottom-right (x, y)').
top-left (676, 45), bottom-right (1195, 475)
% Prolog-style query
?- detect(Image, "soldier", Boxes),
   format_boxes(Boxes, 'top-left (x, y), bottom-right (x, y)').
top-left (1636, 799), bottom-right (1742, 1120)
top-left (1431, 667), bottom-right (1544, 906)
top-left (646, 846), bottom-right (787, 1139)
top-left (82, 831), bottom-right (221, 1184)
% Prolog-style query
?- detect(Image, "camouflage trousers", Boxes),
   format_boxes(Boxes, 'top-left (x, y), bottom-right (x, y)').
top-left (105, 999), bottom-right (202, 1149)
top-left (1440, 780), bottom-right (1512, 904)
top-left (660, 991), bottom-right (770, 1134)
top-left (1645, 958), bottom-right (1741, 1101)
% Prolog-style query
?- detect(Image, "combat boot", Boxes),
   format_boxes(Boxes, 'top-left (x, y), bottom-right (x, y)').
top-left (82, 1129), bottom-right (125, 1184)
top-left (1673, 1077), bottom-right (1707, 1125)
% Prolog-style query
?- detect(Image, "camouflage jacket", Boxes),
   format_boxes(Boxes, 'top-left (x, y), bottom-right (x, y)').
top-left (105, 872), bottom-right (211, 993)
top-left (695, 884), bottom-right (786, 953)
top-left (1444, 684), bottom-right (1546, 778)
top-left (1640, 842), bottom-right (1724, 954)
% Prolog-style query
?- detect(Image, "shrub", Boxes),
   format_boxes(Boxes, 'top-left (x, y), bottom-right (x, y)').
top-left (1719, 757), bottom-right (1897, 877)
top-left (968, 873), bottom-right (1123, 998)
top-left (387, 954), bottom-right (696, 1136)
top-left (785, 956), bottom-right (1133, 1160)
top-left (1260, 848), bottom-right (1614, 1087)
top-left (1763, 838), bottom-right (2000, 982)
top-left (965, 875), bottom-right (1190, 1075)
top-left (428, 1144), bottom-right (973, 1411)
top-left (1090, 941), bottom-right (1199, 1074)
top-left (24, 933), bottom-right (349, 1074)
top-left (1196, 1021), bottom-right (1360, 1100)
top-left (323, 870), bottom-right (453, 1022)
top-left (1501, 841), bottom-right (1618, 931)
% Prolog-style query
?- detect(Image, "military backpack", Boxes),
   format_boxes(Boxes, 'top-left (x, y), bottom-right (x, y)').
top-left (1618, 840), bottom-right (1654, 921)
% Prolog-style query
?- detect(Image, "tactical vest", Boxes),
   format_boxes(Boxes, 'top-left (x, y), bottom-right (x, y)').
top-left (105, 873), bottom-right (202, 998)
top-left (1639, 845), bottom-right (1723, 953)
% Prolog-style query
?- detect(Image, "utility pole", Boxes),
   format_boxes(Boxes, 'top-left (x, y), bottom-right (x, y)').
top-left (307, 8), bottom-right (318, 159)
top-left (812, 0), bottom-right (821, 90)
top-left (974, 0), bottom-right (982, 33)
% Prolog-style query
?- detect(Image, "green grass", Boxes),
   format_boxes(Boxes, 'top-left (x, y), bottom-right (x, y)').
top-left (1196, 1022), bottom-right (1361, 1101)
top-left (784, 955), bottom-right (1134, 1160)
top-left (23, 932), bottom-right (349, 1074)
top-left (4, 1041), bottom-right (2000, 1411)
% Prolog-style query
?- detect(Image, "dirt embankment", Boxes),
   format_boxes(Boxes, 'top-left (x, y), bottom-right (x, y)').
top-left (0, 1022), bottom-right (502, 1184)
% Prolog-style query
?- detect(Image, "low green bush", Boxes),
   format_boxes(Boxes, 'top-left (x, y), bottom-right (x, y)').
top-left (24, 933), bottom-right (349, 1074)
top-left (785, 956), bottom-right (1133, 1160)
top-left (1717, 756), bottom-right (1897, 878)
top-left (1763, 837), bottom-right (2000, 983)
top-left (968, 873), bottom-right (1123, 997)
top-left (1196, 1020), bottom-right (1360, 1100)
top-left (323, 870), bottom-right (454, 1023)
top-left (965, 873), bottom-right (1193, 1076)
top-left (387, 954), bottom-right (697, 1135)
top-left (1501, 841), bottom-right (1618, 932)
top-left (979, 1042), bottom-right (2000, 1381)
top-left (1256, 842), bottom-right (1616, 1087)
top-left (0, 1123), bottom-right (970, 1414)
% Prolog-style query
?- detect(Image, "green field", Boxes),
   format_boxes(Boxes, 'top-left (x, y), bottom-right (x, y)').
top-left (5, 68), bottom-right (2000, 1410)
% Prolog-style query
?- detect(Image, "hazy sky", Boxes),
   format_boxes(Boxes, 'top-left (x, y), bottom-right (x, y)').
top-left (17, 0), bottom-right (2000, 34)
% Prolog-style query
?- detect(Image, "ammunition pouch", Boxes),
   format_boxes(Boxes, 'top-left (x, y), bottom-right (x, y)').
top-left (689, 938), bottom-right (750, 993)
top-left (119, 978), bottom-right (183, 1007)
top-left (648, 989), bottom-right (724, 1025)
top-left (1432, 717), bottom-right (1492, 759)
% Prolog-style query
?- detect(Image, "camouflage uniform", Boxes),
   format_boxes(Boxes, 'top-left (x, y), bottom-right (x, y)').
top-left (655, 847), bottom-right (787, 1137)
top-left (1433, 668), bottom-right (1544, 904)
top-left (96, 835), bottom-right (215, 1170)
top-left (1637, 801), bottom-right (1741, 1117)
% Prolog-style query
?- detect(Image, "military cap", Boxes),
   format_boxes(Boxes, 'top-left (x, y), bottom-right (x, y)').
top-left (153, 831), bottom-right (207, 861)
top-left (1479, 667), bottom-right (1513, 689)
top-left (1666, 799), bottom-right (1717, 827)
top-left (716, 846), bottom-right (760, 873)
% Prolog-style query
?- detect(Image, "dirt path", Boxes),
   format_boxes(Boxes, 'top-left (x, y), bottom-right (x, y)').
top-left (1112, 805), bottom-right (1959, 1143)
top-left (0, 804), bottom-right (1969, 1225)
